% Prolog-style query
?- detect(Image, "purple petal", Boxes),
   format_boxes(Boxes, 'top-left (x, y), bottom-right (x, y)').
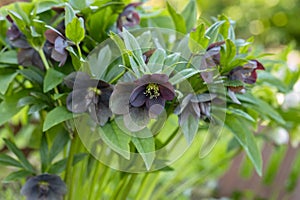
top-left (51, 49), bottom-right (67, 67)
top-left (146, 97), bottom-right (165, 115)
top-left (129, 85), bottom-right (146, 107)
top-left (159, 83), bottom-right (175, 100)
top-left (66, 89), bottom-right (92, 113)
top-left (110, 82), bottom-right (135, 115)
top-left (136, 74), bottom-right (169, 85)
top-left (54, 37), bottom-right (68, 54)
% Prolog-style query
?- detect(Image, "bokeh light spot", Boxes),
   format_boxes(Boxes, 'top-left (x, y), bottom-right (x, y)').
top-left (249, 20), bottom-right (264, 35)
top-left (272, 12), bottom-right (288, 27)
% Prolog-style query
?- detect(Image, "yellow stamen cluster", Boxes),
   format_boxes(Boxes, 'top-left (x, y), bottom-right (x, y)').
top-left (88, 87), bottom-right (101, 95)
top-left (144, 83), bottom-right (160, 99)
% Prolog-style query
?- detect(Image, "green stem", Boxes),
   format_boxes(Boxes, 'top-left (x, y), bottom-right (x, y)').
top-left (116, 173), bottom-right (138, 200)
top-left (38, 48), bottom-right (50, 71)
top-left (110, 173), bottom-right (129, 200)
top-left (76, 43), bottom-right (83, 60)
top-left (64, 134), bottom-right (79, 200)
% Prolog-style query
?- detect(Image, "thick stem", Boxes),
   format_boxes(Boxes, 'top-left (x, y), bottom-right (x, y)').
top-left (38, 48), bottom-right (50, 71)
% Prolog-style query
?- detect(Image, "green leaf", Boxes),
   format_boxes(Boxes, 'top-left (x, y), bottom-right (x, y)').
top-left (3, 170), bottom-right (33, 182)
top-left (220, 39), bottom-right (236, 70)
top-left (89, 45), bottom-right (112, 79)
top-left (0, 154), bottom-right (22, 168)
top-left (122, 29), bottom-right (147, 75)
top-left (227, 108), bottom-right (255, 122)
top-left (205, 20), bottom-right (225, 44)
top-left (3, 139), bottom-right (35, 172)
top-left (99, 122), bottom-right (131, 160)
top-left (189, 24), bottom-right (208, 52)
top-left (0, 50), bottom-right (18, 64)
top-left (169, 68), bottom-right (199, 84)
top-left (18, 67), bottom-right (44, 85)
top-left (37, 0), bottom-right (62, 14)
top-left (43, 68), bottom-right (65, 93)
top-left (237, 93), bottom-right (285, 125)
top-left (48, 130), bottom-right (70, 162)
top-left (181, 0), bottom-right (197, 32)
top-left (257, 71), bottom-right (289, 93)
top-left (70, 0), bottom-right (89, 10)
top-left (181, 114), bottom-right (199, 144)
top-left (17, 96), bottom-right (37, 107)
top-left (147, 48), bottom-right (166, 73)
top-left (131, 135), bottom-right (155, 170)
top-left (28, 103), bottom-right (48, 114)
top-left (166, 1), bottom-right (186, 34)
top-left (64, 3), bottom-right (76, 27)
top-left (66, 17), bottom-right (85, 44)
top-left (48, 153), bottom-right (86, 174)
top-left (40, 133), bottom-right (49, 172)
top-left (0, 91), bottom-right (28, 126)
top-left (43, 106), bottom-right (74, 132)
top-left (225, 115), bottom-right (262, 176)
top-left (0, 71), bottom-right (17, 95)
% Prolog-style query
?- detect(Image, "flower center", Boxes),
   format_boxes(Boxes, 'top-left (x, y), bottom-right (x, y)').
top-left (144, 83), bottom-right (160, 99)
top-left (88, 87), bottom-right (101, 95)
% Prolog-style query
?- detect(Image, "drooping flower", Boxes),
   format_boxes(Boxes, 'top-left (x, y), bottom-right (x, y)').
top-left (175, 93), bottom-right (215, 124)
top-left (44, 29), bottom-right (69, 67)
top-left (110, 74), bottom-right (175, 131)
top-left (174, 93), bottom-right (216, 143)
top-left (200, 41), bottom-right (224, 83)
top-left (117, 2), bottom-right (142, 32)
top-left (65, 72), bottom-right (113, 126)
top-left (20, 174), bottom-right (67, 200)
top-left (227, 60), bottom-right (265, 104)
top-left (6, 16), bottom-right (44, 70)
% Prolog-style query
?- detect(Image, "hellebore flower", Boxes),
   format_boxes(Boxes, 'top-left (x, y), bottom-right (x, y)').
top-left (227, 60), bottom-right (265, 104)
top-left (110, 74), bottom-right (175, 131)
top-left (175, 93), bottom-right (215, 124)
top-left (65, 72), bottom-right (113, 126)
top-left (200, 41), bottom-right (224, 83)
top-left (174, 93), bottom-right (216, 143)
top-left (45, 29), bottom-right (69, 67)
top-left (117, 2), bottom-right (142, 32)
top-left (20, 174), bottom-right (67, 200)
top-left (6, 16), bottom-right (44, 69)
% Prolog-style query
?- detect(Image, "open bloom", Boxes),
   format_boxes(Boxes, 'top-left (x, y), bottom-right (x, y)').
top-left (117, 3), bottom-right (142, 32)
top-left (20, 174), bottom-right (67, 200)
top-left (110, 74), bottom-right (175, 131)
top-left (65, 72), bottom-right (113, 126)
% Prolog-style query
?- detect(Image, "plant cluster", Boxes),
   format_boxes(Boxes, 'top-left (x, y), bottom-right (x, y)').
top-left (0, 0), bottom-right (291, 199)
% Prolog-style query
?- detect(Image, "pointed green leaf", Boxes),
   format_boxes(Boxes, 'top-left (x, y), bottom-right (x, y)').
top-left (0, 71), bottom-right (17, 95)
top-left (43, 68), bottom-right (65, 92)
top-left (3, 170), bottom-right (33, 182)
top-left (99, 122), bottom-right (131, 160)
top-left (225, 115), bottom-right (262, 176)
top-left (43, 106), bottom-right (74, 132)
top-left (189, 24), bottom-right (208, 52)
top-left (3, 139), bottom-right (35, 172)
top-left (0, 50), bottom-right (18, 64)
top-left (181, 114), bottom-right (199, 144)
top-left (132, 134), bottom-right (155, 170)
top-left (66, 17), bottom-right (85, 44)
top-left (181, 0), bottom-right (197, 31)
top-left (0, 154), bottom-right (22, 168)
top-left (166, 1), bottom-right (186, 34)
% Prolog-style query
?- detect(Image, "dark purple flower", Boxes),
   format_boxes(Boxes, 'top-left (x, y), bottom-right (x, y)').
top-left (228, 60), bottom-right (265, 85)
top-left (6, 15), bottom-right (44, 70)
top-left (20, 174), bottom-right (67, 200)
top-left (117, 3), bottom-right (142, 32)
top-left (65, 72), bottom-right (113, 126)
top-left (200, 41), bottom-right (224, 83)
top-left (175, 93), bottom-right (215, 124)
top-left (45, 29), bottom-right (69, 67)
top-left (110, 74), bottom-right (175, 131)
top-left (227, 60), bottom-right (265, 104)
